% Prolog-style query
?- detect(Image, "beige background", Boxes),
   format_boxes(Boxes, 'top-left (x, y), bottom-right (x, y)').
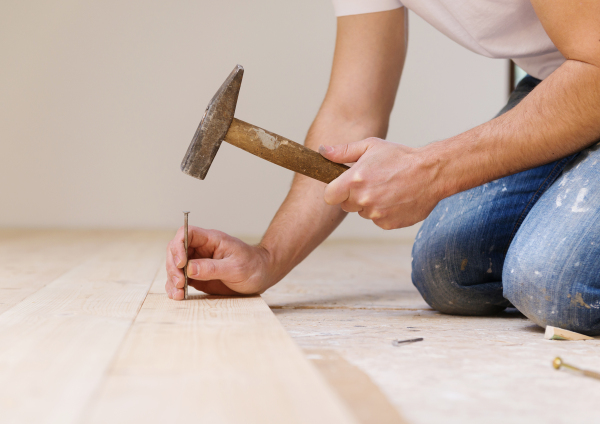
top-left (0, 0), bottom-right (507, 240)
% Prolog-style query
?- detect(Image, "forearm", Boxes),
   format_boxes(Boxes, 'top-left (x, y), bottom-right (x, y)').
top-left (259, 111), bottom-right (388, 285)
top-left (305, 1), bottom-right (600, 233)
top-left (433, 60), bottom-right (600, 198)
top-left (254, 9), bottom-right (407, 287)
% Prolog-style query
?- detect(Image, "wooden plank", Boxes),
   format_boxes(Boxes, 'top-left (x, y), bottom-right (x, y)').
top-left (306, 349), bottom-right (407, 424)
top-left (0, 230), bottom-right (119, 315)
top-left (82, 265), bottom-right (359, 424)
top-left (148, 259), bottom-right (168, 294)
top-left (544, 325), bottom-right (594, 341)
top-left (0, 231), bottom-right (171, 424)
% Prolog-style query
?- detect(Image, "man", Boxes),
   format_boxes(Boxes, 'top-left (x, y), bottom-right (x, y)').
top-left (166, 1), bottom-right (600, 335)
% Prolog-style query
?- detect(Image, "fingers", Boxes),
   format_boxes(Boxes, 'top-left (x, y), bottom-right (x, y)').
top-left (322, 140), bottom-right (377, 206)
top-left (358, 208), bottom-right (383, 220)
top-left (327, 170), bottom-right (371, 209)
top-left (366, 203), bottom-right (431, 230)
top-left (340, 202), bottom-right (362, 213)
top-left (340, 190), bottom-right (374, 212)
top-left (166, 226), bottom-right (219, 300)
top-left (318, 139), bottom-right (372, 164)
top-left (168, 226), bottom-right (219, 269)
top-left (165, 252), bottom-right (184, 300)
top-left (171, 286), bottom-right (186, 301)
top-left (357, 208), bottom-right (396, 230)
top-left (188, 280), bottom-right (241, 296)
top-left (186, 257), bottom-right (240, 282)
top-left (165, 227), bottom-right (268, 300)
top-left (170, 279), bottom-right (240, 299)
top-left (326, 169), bottom-right (366, 205)
top-left (166, 247), bottom-right (185, 288)
top-left (168, 226), bottom-right (186, 269)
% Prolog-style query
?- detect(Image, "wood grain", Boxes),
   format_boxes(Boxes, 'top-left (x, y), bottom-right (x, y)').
top-left (225, 118), bottom-right (349, 183)
top-left (306, 349), bottom-right (407, 424)
top-left (0, 231), bottom-right (170, 424)
top-left (0, 230), bottom-right (119, 316)
top-left (83, 264), bottom-right (358, 424)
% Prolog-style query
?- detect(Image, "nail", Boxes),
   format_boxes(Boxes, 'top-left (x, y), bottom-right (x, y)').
top-left (174, 255), bottom-right (181, 267)
top-left (319, 145), bottom-right (333, 154)
top-left (172, 275), bottom-right (179, 288)
top-left (187, 262), bottom-right (197, 277)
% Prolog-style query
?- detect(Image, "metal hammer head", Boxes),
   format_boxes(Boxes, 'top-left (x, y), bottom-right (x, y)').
top-left (180, 65), bottom-right (244, 179)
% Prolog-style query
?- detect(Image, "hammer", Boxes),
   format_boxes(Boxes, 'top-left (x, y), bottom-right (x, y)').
top-left (181, 65), bottom-right (349, 183)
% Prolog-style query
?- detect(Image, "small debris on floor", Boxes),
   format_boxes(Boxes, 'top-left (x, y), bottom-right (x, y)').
top-left (553, 357), bottom-right (600, 381)
top-left (544, 325), bottom-right (594, 341)
top-left (392, 338), bottom-right (424, 347)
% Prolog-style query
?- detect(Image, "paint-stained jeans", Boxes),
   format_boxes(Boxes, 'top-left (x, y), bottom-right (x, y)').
top-left (412, 76), bottom-right (600, 335)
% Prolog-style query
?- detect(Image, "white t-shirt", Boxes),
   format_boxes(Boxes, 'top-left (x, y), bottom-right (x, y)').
top-left (332, 0), bottom-right (565, 80)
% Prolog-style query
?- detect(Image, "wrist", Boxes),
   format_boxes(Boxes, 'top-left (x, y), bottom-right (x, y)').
top-left (419, 128), bottom-right (492, 200)
top-left (254, 242), bottom-right (282, 289)
top-left (418, 140), bottom-right (457, 201)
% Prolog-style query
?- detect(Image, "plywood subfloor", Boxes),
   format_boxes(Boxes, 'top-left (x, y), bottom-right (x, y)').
top-left (262, 240), bottom-right (600, 424)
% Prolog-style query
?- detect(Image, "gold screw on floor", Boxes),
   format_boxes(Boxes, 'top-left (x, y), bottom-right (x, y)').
top-left (553, 357), bottom-right (600, 380)
top-left (183, 211), bottom-right (190, 300)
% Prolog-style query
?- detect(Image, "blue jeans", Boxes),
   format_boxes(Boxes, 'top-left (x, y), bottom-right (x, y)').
top-left (412, 76), bottom-right (600, 335)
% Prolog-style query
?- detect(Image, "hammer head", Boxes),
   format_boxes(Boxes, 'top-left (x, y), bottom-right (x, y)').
top-left (181, 65), bottom-right (244, 180)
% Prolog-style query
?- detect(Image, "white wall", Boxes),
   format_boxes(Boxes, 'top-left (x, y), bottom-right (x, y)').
top-left (0, 1), bottom-right (507, 240)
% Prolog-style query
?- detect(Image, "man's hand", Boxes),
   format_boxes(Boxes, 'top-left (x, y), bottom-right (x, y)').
top-left (165, 226), bottom-right (273, 300)
top-left (319, 139), bottom-right (444, 230)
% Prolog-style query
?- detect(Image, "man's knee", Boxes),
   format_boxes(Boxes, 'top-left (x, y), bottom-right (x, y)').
top-left (412, 234), bottom-right (507, 316)
top-left (503, 252), bottom-right (600, 336)
top-left (502, 141), bottom-right (600, 336)
top-left (411, 185), bottom-right (518, 316)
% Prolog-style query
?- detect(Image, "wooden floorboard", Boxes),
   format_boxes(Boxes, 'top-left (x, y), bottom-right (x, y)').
top-left (0, 230), bottom-right (120, 315)
top-left (306, 349), bottom-right (407, 424)
top-left (81, 265), bottom-right (358, 424)
top-left (0, 231), bottom-right (170, 424)
top-left (5, 232), bottom-right (599, 423)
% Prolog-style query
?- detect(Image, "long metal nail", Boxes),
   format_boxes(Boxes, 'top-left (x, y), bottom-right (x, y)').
top-left (183, 211), bottom-right (190, 300)
top-left (392, 338), bottom-right (423, 347)
top-left (553, 357), bottom-right (600, 380)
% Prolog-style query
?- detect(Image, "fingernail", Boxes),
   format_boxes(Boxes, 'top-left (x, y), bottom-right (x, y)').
top-left (187, 262), bottom-right (197, 277)
top-left (319, 145), bottom-right (333, 154)
top-left (172, 275), bottom-right (179, 288)
top-left (174, 255), bottom-right (181, 266)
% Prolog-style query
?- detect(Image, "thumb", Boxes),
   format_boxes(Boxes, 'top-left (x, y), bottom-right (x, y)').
top-left (187, 257), bottom-right (236, 282)
top-left (319, 139), bottom-right (371, 164)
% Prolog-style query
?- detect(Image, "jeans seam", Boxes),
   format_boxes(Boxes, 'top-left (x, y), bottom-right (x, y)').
top-left (504, 157), bottom-right (572, 255)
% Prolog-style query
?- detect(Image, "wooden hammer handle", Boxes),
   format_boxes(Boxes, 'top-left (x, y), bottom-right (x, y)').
top-left (224, 118), bottom-right (349, 184)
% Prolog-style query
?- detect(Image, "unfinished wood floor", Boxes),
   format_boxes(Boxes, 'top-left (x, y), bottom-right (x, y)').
top-left (0, 230), bottom-right (358, 424)
top-left (1, 231), bottom-right (599, 424)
